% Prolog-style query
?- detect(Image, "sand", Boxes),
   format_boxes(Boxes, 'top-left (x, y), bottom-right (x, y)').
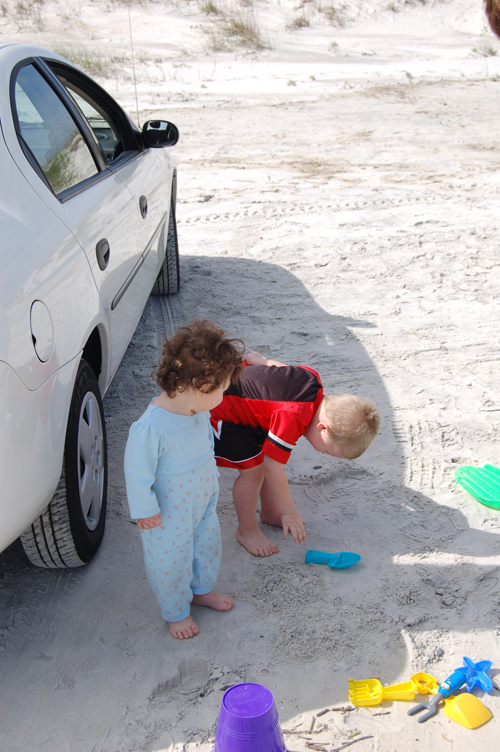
top-left (0, 1), bottom-right (499, 750)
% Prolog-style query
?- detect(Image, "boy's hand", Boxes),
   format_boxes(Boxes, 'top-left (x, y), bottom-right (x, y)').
top-left (281, 511), bottom-right (307, 544)
top-left (137, 513), bottom-right (162, 529)
top-left (244, 350), bottom-right (267, 366)
top-left (244, 350), bottom-right (287, 368)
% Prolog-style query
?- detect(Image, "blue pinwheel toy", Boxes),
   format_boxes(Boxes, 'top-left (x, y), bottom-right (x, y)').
top-left (461, 656), bottom-right (493, 693)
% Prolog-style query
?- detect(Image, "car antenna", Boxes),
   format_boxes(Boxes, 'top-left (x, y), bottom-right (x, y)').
top-left (128, 6), bottom-right (140, 127)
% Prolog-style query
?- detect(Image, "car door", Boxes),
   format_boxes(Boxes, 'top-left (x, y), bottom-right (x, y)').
top-left (45, 59), bottom-right (173, 314)
top-left (9, 57), bottom-right (168, 384)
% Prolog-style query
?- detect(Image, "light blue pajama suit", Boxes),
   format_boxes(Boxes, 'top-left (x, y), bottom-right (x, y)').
top-left (124, 403), bottom-right (221, 622)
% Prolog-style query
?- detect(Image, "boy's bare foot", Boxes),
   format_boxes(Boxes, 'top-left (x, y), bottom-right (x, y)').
top-left (259, 510), bottom-right (283, 528)
top-left (236, 526), bottom-right (280, 556)
top-left (192, 591), bottom-right (234, 610)
top-left (168, 614), bottom-right (199, 640)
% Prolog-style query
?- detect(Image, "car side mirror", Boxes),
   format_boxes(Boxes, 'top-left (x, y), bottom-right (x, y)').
top-left (142, 120), bottom-right (179, 148)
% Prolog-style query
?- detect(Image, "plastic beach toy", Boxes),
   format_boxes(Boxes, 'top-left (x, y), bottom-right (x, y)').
top-left (460, 656), bottom-right (493, 693)
top-left (305, 550), bottom-right (361, 569)
top-left (408, 668), bottom-right (467, 723)
top-left (443, 693), bottom-right (493, 729)
top-left (213, 683), bottom-right (287, 752)
top-left (408, 658), bottom-right (494, 724)
top-left (454, 464), bottom-right (500, 509)
top-left (409, 670), bottom-right (493, 728)
top-left (348, 678), bottom-right (415, 706)
top-left (348, 672), bottom-right (439, 707)
top-left (411, 673), bottom-right (439, 695)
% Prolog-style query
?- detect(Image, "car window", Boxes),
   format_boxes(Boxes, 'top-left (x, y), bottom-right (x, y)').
top-left (13, 64), bottom-right (99, 195)
top-left (61, 85), bottom-right (124, 164)
top-left (48, 66), bottom-right (138, 165)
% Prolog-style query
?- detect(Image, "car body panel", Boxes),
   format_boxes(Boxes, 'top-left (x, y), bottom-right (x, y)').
top-left (0, 42), bottom-right (178, 555)
top-left (112, 149), bottom-right (172, 312)
top-left (0, 356), bottom-right (80, 550)
top-left (0, 120), bottom-right (101, 391)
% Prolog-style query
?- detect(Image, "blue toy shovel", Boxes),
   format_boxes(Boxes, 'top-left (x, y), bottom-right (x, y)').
top-left (305, 550), bottom-right (361, 569)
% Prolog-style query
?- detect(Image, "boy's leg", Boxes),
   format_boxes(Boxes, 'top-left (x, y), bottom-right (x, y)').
top-left (212, 421), bottom-right (279, 556)
top-left (233, 465), bottom-right (280, 556)
top-left (259, 477), bottom-right (283, 527)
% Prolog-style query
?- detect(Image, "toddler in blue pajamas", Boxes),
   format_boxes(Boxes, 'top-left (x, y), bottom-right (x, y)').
top-left (124, 320), bottom-right (244, 639)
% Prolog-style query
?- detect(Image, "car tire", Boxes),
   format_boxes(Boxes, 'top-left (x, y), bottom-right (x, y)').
top-left (20, 360), bottom-right (107, 568)
top-left (151, 200), bottom-right (180, 296)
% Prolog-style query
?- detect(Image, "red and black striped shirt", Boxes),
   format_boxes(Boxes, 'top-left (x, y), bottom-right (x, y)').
top-left (210, 364), bottom-right (324, 464)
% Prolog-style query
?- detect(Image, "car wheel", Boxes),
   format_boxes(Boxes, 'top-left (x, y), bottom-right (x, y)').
top-left (151, 200), bottom-right (180, 296)
top-left (20, 360), bottom-right (107, 568)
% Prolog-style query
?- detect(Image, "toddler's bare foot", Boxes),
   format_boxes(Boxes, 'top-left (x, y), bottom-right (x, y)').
top-left (259, 510), bottom-right (283, 528)
top-left (168, 614), bottom-right (199, 640)
top-left (236, 526), bottom-right (280, 557)
top-left (192, 591), bottom-right (234, 611)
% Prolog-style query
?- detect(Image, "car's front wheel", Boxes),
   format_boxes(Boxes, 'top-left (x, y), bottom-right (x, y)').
top-left (151, 200), bottom-right (180, 296)
top-left (21, 360), bottom-right (107, 568)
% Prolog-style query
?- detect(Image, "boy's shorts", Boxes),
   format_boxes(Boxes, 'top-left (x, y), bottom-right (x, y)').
top-left (211, 420), bottom-right (267, 469)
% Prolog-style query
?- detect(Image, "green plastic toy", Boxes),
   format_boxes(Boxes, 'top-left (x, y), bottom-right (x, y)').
top-left (454, 464), bottom-right (500, 510)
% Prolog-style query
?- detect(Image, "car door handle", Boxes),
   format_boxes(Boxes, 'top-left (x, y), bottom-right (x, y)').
top-left (139, 195), bottom-right (148, 219)
top-left (96, 238), bottom-right (110, 271)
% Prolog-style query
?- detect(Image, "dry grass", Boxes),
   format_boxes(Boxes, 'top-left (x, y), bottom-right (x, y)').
top-left (52, 45), bottom-right (126, 78)
top-left (287, 13), bottom-right (310, 30)
top-left (321, 2), bottom-right (347, 28)
top-left (206, 3), bottom-right (270, 52)
top-left (222, 12), bottom-right (268, 50)
top-left (3, 0), bottom-right (45, 29)
top-left (201, 0), bottom-right (220, 14)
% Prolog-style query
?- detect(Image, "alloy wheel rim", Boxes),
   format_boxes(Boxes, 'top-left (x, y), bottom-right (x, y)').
top-left (77, 391), bottom-right (104, 531)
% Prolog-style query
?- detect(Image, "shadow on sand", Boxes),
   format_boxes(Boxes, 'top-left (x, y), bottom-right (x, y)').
top-left (0, 254), bottom-right (498, 749)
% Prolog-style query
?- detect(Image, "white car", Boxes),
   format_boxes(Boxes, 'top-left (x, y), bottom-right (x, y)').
top-left (0, 43), bottom-right (179, 568)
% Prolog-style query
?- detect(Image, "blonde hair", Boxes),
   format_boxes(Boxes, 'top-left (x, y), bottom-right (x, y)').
top-left (322, 394), bottom-right (381, 459)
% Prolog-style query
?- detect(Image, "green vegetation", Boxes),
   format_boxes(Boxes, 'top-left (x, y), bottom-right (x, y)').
top-left (44, 143), bottom-right (77, 195)
top-left (287, 14), bottom-right (310, 30)
top-left (207, 6), bottom-right (270, 52)
top-left (52, 46), bottom-right (126, 78)
top-left (201, 0), bottom-right (220, 14)
top-left (223, 13), bottom-right (267, 49)
top-left (472, 46), bottom-right (498, 58)
top-left (4, 0), bottom-right (44, 29)
top-left (322, 3), bottom-right (346, 28)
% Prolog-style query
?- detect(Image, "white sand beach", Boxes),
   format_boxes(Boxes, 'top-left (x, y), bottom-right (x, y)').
top-left (1, 1), bottom-right (499, 750)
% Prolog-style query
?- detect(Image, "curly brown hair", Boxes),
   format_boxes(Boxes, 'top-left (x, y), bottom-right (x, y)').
top-left (155, 319), bottom-right (244, 397)
top-left (486, 0), bottom-right (500, 38)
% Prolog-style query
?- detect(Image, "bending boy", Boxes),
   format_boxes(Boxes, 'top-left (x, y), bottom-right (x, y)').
top-left (210, 351), bottom-right (381, 557)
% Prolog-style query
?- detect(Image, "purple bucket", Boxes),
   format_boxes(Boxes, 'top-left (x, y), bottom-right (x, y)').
top-left (213, 683), bottom-right (287, 752)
